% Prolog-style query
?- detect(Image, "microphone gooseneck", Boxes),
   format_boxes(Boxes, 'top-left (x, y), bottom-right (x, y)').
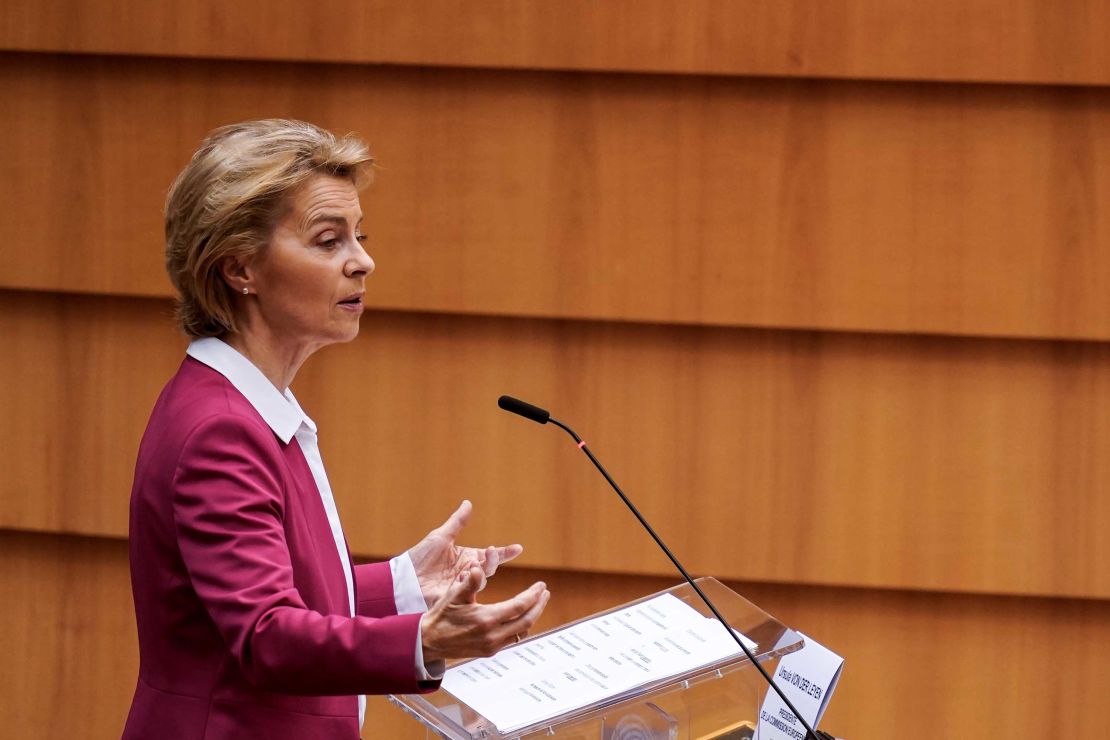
top-left (498, 395), bottom-right (833, 740)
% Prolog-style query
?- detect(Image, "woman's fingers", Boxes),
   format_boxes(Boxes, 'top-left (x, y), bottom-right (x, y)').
top-left (486, 581), bottom-right (548, 625)
top-left (497, 544), bottom-right (524, 563)
top-left (433, 499), bottom-right (472, 540)
top-left (449, 564), bottom-right (485, 604)
top-left (497, 586), bottom-right (550, 645)
top-left (480, 546), bottom-right (499, 576)
top-left (479, 543), bottom-right (523, 576)
top-left (423, 579), bottom-right (550, 661)
top-left (497, 586), bottom-right (550, 651)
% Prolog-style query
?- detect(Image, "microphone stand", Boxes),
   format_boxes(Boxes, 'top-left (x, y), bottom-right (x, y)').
top-left (544, 413), bottom-right (833, 740)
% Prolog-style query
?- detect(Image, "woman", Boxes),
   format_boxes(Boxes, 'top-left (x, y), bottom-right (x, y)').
top-left (123, 119), bottom-right (550, 739)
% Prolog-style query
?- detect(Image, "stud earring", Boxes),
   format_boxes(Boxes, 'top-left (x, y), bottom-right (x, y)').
top-left (242, 287), bottom-right (249, 295)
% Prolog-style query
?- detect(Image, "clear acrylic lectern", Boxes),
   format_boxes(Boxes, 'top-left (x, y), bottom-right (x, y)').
top-left (389, 578), bottom-right (803, 739)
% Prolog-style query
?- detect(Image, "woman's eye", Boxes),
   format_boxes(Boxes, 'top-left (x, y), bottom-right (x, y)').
top-left (319, 238), bottom-right (339, 249)
top-left (356, 235), bottom-right (368, 244)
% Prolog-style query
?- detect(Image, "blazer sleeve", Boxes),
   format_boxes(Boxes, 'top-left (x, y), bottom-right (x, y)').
top-left (172, 413), bottom-right (431, 696)
top-left (354, 562), bottom-right (400, 619)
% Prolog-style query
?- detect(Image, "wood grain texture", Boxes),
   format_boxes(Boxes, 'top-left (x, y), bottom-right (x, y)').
top-left (2, 290), bottom-right (1108, 599)
top-left (5, 53), bottom-right (1110, 339)
top-left (2, 1), bottom-right (1110, 85)
top-left (0, 292), bottom-right (186, 536)
top-left (0, 531), bottom-right (139, 738)
top-left (3, 530), bottom-right (1108, 739)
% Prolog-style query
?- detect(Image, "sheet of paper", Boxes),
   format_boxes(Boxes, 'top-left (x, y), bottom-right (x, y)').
top-left (755, 632), bottom-right (844, 740)
top-left (441, 592), bottom-right (755, 734)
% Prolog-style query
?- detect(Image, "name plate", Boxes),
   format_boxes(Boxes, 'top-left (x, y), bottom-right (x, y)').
top-left (755, 632), bottom-right (844, 740)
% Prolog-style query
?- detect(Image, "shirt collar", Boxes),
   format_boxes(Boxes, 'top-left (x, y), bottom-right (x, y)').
top-left (186, 337), bottom-right (314, 444)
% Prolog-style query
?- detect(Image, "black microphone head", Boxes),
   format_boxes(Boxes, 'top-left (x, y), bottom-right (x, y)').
top-left (498, 395), bottom-right (550, 424)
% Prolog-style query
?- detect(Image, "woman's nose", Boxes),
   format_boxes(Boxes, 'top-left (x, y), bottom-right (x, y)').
top-left (348, 242), bottom-right (375, 276)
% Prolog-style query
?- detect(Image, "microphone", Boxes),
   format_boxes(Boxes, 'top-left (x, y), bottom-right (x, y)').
top-left (497, 395), bottom-right (550, 425)
top-left (497, 395), bottom-right (838, 740)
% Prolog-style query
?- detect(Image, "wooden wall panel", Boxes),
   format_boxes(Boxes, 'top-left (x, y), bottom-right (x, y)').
top-left (297, 309), bottom-right (1110, 600)
top-left (0, 531), bottom-right (139, 738)
top-left (3, 289), bottom-right (1108, 599)
top-left (3, 1), bottom-right (1110, 86)
top-left (4, 53), bottom-right (1110, 340)
top-left (0, 292), bottom-right (185, 535)
top-left (3, 530), bottom-right (1108, 739)
top-left (5, 7), bottom-right (1108, 738)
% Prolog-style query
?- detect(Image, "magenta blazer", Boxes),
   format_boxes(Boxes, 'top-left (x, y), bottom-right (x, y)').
top-left (123, 358), bottom-right (436, 739)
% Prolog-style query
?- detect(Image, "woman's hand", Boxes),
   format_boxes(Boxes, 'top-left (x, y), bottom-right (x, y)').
top-left (407, 500), bottom-right (523, 608)
top-left (420, 566), bottom-right (550, 662)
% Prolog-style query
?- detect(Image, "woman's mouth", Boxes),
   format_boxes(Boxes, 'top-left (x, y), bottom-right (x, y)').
top-left (337, 292), bottom-right (365, 312)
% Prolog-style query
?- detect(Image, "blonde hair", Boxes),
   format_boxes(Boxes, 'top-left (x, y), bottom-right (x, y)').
top-left (165, 119), bottom-right (375, 337)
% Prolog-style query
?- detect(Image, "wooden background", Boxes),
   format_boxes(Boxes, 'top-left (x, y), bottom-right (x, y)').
top-left (2, 2), bottom-right (1110, 737)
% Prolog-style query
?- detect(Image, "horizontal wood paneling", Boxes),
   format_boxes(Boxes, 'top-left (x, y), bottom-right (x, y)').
top-left (3, 289), bottom-right (1108, 599)
top-left (4, 53), bottom-right (1110, 339)
top-left (1, 531), bottom-right (139, 738)
top-left (3, 1), bottom-right (1110, 86)
top-left (0, 293), bottom-right (186, 533)
top-left (4, 530), bottom-right (1108, 739)
top-left (7, 9), bottom-right (1109, 739)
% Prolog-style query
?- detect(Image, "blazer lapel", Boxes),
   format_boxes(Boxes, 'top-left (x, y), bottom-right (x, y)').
top-left (281, 440), bottom-right (353, 617)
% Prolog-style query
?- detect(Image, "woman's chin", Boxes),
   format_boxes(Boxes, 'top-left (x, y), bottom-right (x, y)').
top-left (338, 322), bottom-right (362, 343)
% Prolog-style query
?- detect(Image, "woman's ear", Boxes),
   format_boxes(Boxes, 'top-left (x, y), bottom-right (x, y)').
top-left (219, 255), bottom-right (254, 296)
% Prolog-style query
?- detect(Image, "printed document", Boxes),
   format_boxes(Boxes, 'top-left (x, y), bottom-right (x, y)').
top-left (441, 592), bottom-right (755, 733)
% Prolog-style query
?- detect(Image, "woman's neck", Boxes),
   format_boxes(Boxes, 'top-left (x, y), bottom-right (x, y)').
top-left (222, 329), bottom-right (316, 392)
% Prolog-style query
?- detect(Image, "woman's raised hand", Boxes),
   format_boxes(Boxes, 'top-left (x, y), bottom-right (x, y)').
top-left (419, 566), bottom-right (550, 662)
top-left (407, 500), bottom-right (523, 607)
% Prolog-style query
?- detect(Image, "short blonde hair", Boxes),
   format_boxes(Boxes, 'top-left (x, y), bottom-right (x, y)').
top-left (165, 119), bottom-right (375, 337)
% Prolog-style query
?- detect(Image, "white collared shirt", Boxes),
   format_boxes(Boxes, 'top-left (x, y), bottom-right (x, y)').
top-left (186, 337), bottom-right (435, 728)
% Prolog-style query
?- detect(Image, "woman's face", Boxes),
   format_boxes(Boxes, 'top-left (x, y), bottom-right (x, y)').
top-left (246, 173), bottom-right (374, 353)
